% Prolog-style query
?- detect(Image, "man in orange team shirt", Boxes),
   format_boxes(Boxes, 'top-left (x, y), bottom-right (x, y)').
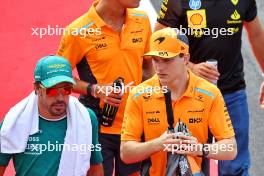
top-left (57, 0), bottom-right (153, 175)
top-left (121, 27), bottom-right (237, 176)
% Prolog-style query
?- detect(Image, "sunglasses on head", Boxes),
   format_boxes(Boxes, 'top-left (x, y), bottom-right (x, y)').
top-left (39, 84), bottom-right (73, 97)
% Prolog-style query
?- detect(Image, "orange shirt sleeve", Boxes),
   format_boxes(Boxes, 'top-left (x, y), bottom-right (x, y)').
top-left (121, 91), bottom-right (144, 142)
top-left (144, 16), bottom-right (152, 54)
top-left (208, 89), bottom-right (235, 141)
top-left (57, 27), bottom-right (84, 69)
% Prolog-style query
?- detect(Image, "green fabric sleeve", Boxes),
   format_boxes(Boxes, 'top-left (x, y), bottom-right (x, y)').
top-left (87, 108), bottom-right (103, 164)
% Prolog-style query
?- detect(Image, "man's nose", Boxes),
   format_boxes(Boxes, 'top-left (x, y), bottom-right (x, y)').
top-left (56, 91), bottom-right (65, 100)
top-left (156, 62), bottom-right (166, 72)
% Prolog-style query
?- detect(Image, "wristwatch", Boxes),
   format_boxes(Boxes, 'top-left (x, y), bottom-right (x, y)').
top-left (86, 83), bottom-right (93, 96)
top-left (198, 144), bottom-right (209, 157)
top-left (202, 144), bottom-right (210, 157)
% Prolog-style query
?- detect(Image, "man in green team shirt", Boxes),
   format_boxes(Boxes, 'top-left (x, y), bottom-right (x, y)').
top-left (0, 55), bottom-right (103, 176)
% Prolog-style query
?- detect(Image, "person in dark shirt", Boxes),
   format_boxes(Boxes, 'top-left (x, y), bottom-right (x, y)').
top-left (155, 0), bottom-right (264, 175)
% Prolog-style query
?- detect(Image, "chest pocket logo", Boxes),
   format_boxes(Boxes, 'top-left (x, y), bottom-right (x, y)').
top-left (187, 9), bottom-right (207, 29)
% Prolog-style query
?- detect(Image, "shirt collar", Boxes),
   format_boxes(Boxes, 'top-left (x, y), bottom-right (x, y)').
top-left (87, 2), bottom-right (142, 28)
top-left (183, 70), bottom-right (196, 98)
top-left (86, 1), bottom-right (106, 28)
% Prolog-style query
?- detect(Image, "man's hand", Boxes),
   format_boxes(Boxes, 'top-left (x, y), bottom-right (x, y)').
top-left (244, 17), bottom-right (264, 72)
top-left (170, 134), bottom-right (202, 156)
top-left (161, 132), bottom-right (202, 156)
top-left (0, 166), bottom-right (7, 176)
top-left (154, 131), bottom-right (176, 151)
top-left (72, 77), bottom-right (123, 107)
top-left (259, 81), bottom-right (264, 109)
top-left (87, 164), bottom-right (104, 176)
top-left (191, 62), bottom-right (220, 83)
top-left (93, 83), bottom-right (123, 107)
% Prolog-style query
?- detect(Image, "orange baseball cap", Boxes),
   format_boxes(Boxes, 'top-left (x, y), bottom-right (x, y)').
top-left (144, 27), bottom-right (189, 58)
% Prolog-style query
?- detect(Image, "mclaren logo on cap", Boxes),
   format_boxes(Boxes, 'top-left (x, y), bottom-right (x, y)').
top-left (154, 37), bottom-right (165, 44)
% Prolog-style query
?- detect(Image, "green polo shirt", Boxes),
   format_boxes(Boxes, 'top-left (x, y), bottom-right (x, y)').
top-left (0, 108), bottom-right (102, 176)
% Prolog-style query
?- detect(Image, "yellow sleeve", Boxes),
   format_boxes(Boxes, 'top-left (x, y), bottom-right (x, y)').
top-left (57, 27), bottom-right (84, 69)
top-left (208, 89), bottom-right (235, 141)
top-left (121, 91), bottom-right (144, 142)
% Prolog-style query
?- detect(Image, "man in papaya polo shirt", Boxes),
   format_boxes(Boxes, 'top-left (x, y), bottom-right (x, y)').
top-left (57, 0), bottom-right (153, 175)
top-left (121, 27), bottom-right (237, 176)
top-left (155, 1), bottom-right (264, 175)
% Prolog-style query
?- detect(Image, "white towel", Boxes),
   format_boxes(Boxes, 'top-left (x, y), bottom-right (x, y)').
top-left (0, 91), bottom-right (92, 176)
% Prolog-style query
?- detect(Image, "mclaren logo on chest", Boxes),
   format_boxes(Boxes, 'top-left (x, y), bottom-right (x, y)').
top-left (92, 36), bottom-right (106, 42)
top-left (146, 110), bottom-right (160, 114)
top-left (130, 29), bottom-right (144, 34)
top-left (187, 108), bottom-right (204, 113)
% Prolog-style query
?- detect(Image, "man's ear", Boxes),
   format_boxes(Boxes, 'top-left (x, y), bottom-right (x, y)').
top-left (184, 53), bottom-right (190, 65)
top-left (34, 83), bottom-right (40, 95)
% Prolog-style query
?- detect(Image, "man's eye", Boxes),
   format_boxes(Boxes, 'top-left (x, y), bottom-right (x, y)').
top-left (153, 58), bottom-right (159, 62)
top-left (164, 59), bottom-right (172, 62)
